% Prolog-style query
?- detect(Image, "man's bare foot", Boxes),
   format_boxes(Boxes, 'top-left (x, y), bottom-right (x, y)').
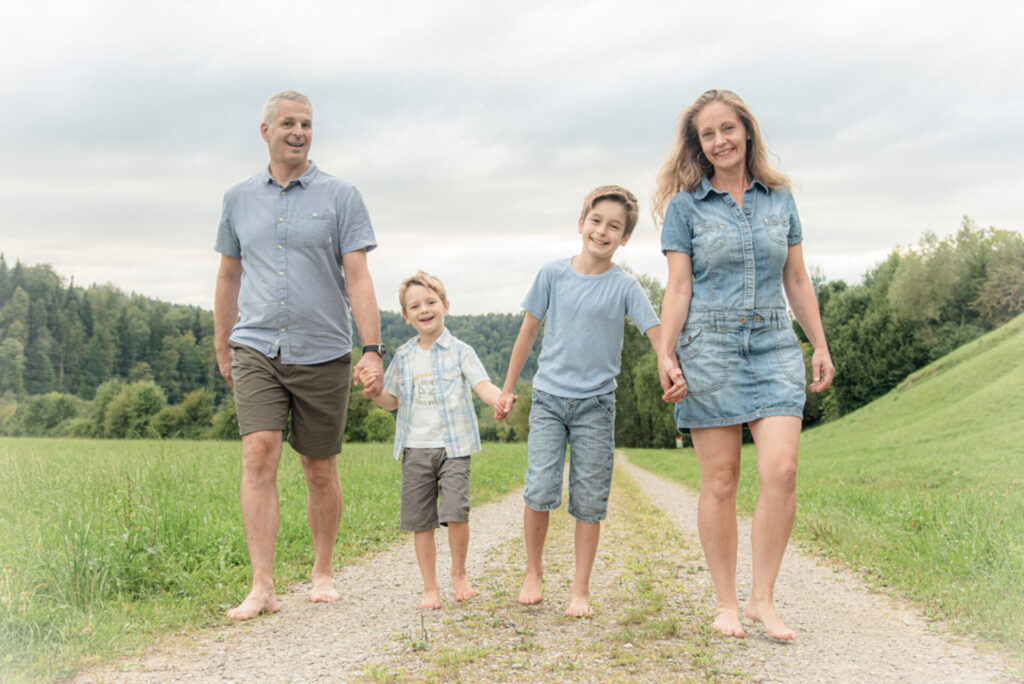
top-left (419, 588), bottom-right (442, 610)
top-left (226, 589), bottom-right (279, 621)
top-left (518, 574), bottom-right (543, 605)
top-left (745, 601), bottom-right (795, 641)
top-left (452, 575), bottom-right (477, 602)
top-left (564, 591), bottom-right (593, 618)
top-left (712, 607), bottom-right (746, 638)
top-left (308, 575), bottom-right (341, 603)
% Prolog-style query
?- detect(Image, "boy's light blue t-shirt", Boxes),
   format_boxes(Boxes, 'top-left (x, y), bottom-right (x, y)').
top-left (523, 258), bottom-right (660, 399)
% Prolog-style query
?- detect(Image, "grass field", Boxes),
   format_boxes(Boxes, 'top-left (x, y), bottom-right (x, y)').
top-left (0, 439), bottom-right (527, 682)
top-left (627, 314), bottom-right (1024, 660)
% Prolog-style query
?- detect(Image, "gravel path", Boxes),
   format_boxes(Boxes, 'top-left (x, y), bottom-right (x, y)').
top-left (78, 455), bottom-right (1018, 683)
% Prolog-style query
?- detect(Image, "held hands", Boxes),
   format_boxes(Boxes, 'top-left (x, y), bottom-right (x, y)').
top-left (658, 354), bottom-right (688, 403)
top-left (808, 347), bottom-right (835, 393)
top-left (494, 391), bottom-right (518, 422)
top-left (353, 354), bottom-right (384, 398)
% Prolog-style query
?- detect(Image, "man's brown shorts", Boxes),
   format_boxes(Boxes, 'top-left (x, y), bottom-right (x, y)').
top-left (231, 343), bottom-right (351, 458)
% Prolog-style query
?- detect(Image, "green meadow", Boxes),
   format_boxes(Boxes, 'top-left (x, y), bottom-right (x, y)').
top-left (0, 439), bottom-right (527, 682)
top-left (628, 313), bottom-right (1024, 659)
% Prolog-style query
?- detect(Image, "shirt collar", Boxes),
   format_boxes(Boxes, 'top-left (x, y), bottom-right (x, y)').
top-left (695, 175), bottom-right (769, 200)
top-left (262, 160), bottom-right (318, 188)
top-left (433, 327), bottom-right (453, 349)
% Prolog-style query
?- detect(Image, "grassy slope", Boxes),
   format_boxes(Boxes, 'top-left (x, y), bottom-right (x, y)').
top-left (627, 313), bottom-right (1024, 658)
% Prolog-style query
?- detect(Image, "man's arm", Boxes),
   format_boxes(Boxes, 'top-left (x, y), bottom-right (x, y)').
top-left (214, 255), bottom-right (243, 387)
top-left (342, 248), bottom-right (383, 398)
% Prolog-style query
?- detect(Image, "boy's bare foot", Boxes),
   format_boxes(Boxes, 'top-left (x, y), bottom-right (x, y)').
top-left (517, 574), bottom-right (543, 605)
top-left (419, 588), bottom-right (442, 610)
top-left (226, 588), bottom-right (279, 621)
top-left (452, 575), bottom-right (477, 602)
top-left (712, 607), bottom-right (746, 638)
top-left (564, 590), bottom-right (593, 618)
top-left (308, 575), bottom-right (341, 603)
top-left (745, 601), bottom-right (795, 641)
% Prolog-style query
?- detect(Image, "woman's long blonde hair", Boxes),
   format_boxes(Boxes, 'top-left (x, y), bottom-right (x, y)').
top-left (652, 89), bottom-right (790, 227)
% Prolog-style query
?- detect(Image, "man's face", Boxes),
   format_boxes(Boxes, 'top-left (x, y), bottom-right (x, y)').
top-left (261, 99), bottom-right (313, 169)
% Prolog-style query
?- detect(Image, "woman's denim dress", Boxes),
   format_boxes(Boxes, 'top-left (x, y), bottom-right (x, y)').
top-left (661, 177), bottom-right (807, 428)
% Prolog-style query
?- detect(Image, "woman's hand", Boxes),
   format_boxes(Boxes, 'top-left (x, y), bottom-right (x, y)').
top-left (808, 347), bottom-right (835, 392)
top-left (659, 353), bottom-right (688, 403)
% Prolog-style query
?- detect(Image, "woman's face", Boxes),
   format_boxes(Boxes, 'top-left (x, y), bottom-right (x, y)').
top-left (694, 101), bottom-right (748, 177)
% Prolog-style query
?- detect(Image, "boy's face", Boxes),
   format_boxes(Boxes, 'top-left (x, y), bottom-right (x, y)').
top-left (578, 199), bottom-right (630, 260)
top-left (401, 284), bottom-right (449, 339)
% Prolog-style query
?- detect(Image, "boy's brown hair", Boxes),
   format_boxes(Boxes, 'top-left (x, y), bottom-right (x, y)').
top-left (398, 270), bottom-right (448, 315)
top-left (579, 185), bottom-right (640, 237)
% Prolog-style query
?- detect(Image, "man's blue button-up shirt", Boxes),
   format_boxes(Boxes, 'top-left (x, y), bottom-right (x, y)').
top-left (215, 162), bottom-right (377, 364)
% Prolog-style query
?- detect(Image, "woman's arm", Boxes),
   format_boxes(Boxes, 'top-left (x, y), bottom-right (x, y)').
top-left (782, 244), bottom-right (835, 392)
top-left (659, 251), bottom-right (693, 402)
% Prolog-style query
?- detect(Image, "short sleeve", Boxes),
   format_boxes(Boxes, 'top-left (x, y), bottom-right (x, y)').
top-left (459, 344), bottom-right (490, 387)
top-left (337, 186), bottom-right (377, 256)
top-left (383, 355), bottom-right (401, 397)
top-left (624, 276), bottom-right (660, 334)
top-left (787, 192), bottom-right (803, 246)
top-left (213, 191), bottom-right (241, 257)
top-left (660, 196), bottom-right (692, 256)
top-left (521, 264), bottom-right (552, 321)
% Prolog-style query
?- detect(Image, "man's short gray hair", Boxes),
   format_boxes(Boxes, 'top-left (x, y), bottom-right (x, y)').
top-left (262, 90), bottom-right (312, 124)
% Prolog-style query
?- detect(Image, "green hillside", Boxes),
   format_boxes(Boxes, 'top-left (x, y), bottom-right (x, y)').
top-left (628, 313), bottom-right (1024, 659)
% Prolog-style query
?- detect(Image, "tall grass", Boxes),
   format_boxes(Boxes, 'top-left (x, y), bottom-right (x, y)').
top-left (627, 315), bottom-right (1024, 660)
top-left (0, 439), bottom-right (527, 682)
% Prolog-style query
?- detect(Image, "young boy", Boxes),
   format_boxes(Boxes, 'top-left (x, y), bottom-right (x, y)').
top-left (365, 270), bottom-right (504, 609)
top-left (496, 185), bottom-right (683, 617)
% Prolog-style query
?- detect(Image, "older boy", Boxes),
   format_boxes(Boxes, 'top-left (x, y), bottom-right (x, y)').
top-left (365, 271), bottom-right (504, 609)
top-left (497, 185), bottom-right (686, 617)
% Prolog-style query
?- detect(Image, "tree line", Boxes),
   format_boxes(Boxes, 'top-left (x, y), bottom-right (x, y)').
top-left (1, 218), bottom-right (1020, 444)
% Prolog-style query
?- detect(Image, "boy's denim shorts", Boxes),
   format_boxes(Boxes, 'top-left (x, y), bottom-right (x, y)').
top-left (524, 388), bottom-right (616, 523)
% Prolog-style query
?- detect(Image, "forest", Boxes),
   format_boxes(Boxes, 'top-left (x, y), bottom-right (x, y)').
top-left (1, 218), bottom-right (1021, 445)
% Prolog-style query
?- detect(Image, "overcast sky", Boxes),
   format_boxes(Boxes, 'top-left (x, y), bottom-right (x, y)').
top-left (2, 0), bottom-right (1021, 315)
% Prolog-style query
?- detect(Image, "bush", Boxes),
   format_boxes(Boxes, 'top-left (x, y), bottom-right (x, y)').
top-left (103, 381), bottom-right (167, 438)
top-left (363, 408), bottom-right (396, 442)
top-left (210, 396), bottom-right (240, 440)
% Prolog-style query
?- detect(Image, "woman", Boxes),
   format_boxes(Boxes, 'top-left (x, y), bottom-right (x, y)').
top-left (654, 89), bottom-right (834, 640)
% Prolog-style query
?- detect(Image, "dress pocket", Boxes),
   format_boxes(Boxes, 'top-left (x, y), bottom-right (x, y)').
top-left (772, 327), bottom-right (807, 388)
top-left (762, 215), bottom-right (789, 246)
top-left (677, 328), bottom-right (730, 396)
top-left (693, 222), bottom-right (727, 253)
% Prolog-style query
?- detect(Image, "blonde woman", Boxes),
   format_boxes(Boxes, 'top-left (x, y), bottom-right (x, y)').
top-left (654, 89), bottom-right (834, 640)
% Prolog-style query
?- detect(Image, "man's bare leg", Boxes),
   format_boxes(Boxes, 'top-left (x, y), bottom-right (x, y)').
top-left (565, 520), bottom-right (599, 617)
top-left (300, 453), bottom-right (342, 603)
top-left (228, 430), bottom-right (283, 620)
top-left (414, 530), bottom-right (442, 609)
top-left (744, 417), bottom-right (800, 640)
top-left (447, 521), bottom-right (476, 602)
top-left (518, 506), bottom-right (548, 605)
top-left (692, 426), bottom-right (745, 638)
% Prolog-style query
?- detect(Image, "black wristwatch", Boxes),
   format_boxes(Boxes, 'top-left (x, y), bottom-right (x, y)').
top-left (362, 344), bottom-right (386, 357)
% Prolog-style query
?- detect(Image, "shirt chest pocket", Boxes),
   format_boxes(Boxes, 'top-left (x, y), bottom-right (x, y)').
top-left (693, 222), bottom-right (727, 253)
top-left (439, 368), bottom-right (464, 394)
top-left (290, 213), bottom-right (335, 248)
top-left (762, 215), bottom-right (789, 246)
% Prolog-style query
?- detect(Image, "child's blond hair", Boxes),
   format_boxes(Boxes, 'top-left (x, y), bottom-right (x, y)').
top-left (398, 270), bottom-right (448, 314)
top-left (580, 185), bottom-right (640, 237)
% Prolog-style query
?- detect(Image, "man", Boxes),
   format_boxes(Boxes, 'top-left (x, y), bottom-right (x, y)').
top-left (214, 90), bottom-right (384, 620)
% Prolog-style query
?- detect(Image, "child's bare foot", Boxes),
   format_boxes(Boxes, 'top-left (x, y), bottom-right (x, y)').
top-left (564, 589), bottom-right (593, 618)
top-left (227, 588), bottom-right (279, 621)
top-left (518, 573), bottom-right (543, 605)
top-left (452, 574), bottom-right (476, 602)
top-left (745, 601), bottom-right (795, 641)
top-left (419, 588), bottom-right (442, 610)
top-left (308, 575), bottom-right (340, 603)
top-left (712, 607), bottom-right (746, 638)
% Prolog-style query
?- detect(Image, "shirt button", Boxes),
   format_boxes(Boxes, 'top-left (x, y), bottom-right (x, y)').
top-left (278, 217), bottom-right (284, 222)
top-left (280, 301), bottom-right (285, 305)
top-left (280, 191), bottom-right (285, 196)
top-left (280, 327), bottom-right (286, 332)
top-left (278, 244), bottom-right (283, 249)
top-left (278, 271), bottom-right (284, 276)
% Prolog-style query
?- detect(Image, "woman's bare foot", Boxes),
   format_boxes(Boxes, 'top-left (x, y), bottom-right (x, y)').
top-left (308, 575), bottom-right (341, 603)
top-left (452, 574), bottom-right (477, 602)
top-left (518, 573), bottom-right (543, 605)
top-left (712, 606), bottom-right (746, 638)
top-left (227, 588), bottom-right (280, 621)
top-left (564, 587), bottom-right (593, 617)
top-left (745, 601), bottom-right (795, 641)
top-left (419, 588), bottom-right (442, 610)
